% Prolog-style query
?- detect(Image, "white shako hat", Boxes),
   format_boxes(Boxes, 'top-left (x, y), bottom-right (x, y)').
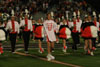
top-left (77, 10), bottom-right (80, 18)
top-left (65, 11), bottom-right (69, 19)
top-left (11, 9), bottom-right (15, 17)
top-left (98, 14), bottom-right (100, 18)
top-left (62, 16), bottom-right (64, 20)
top-left (50, 11), bottom-right (54, 19)
top-left (93, 11), bottom-right (96, 18)
top-left (25, 9), bottom-right (29, 18)
top-left (73, 12), bottom-right (76, 18)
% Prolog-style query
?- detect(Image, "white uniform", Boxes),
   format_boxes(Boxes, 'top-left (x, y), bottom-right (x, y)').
top-left (77, 19), bottom-right (82, 32)
top-left (93, 21), bottom-right (99, 31)
top-left (20, 19), bottom-right (33, 31)
top-left (20, 19), bottom-right (33, 52)
top-left (6, 21), bottom-right (19, 33)
top-left (43, 20), bottom-right (57, 42)
top-left (6, 20), bottom-right (20, 52)
top-left (69, 19), bottom-right (82, 33)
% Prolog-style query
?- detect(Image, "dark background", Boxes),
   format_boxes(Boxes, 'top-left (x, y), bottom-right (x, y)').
top-left (85, 0), bottom-right (100, 12)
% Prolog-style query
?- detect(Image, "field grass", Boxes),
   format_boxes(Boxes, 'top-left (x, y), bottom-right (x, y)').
top-left (1, 37), bottom-right (100, 67)
top-left (0, 51), bottom-right (69, 67)
top-left (0, 48), bottom-right (100, 67)
top-left (2, 37), bottom-right (85, 45)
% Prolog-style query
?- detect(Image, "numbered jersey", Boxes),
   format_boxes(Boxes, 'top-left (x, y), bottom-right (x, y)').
top-left (43, 20), bottom-right (57, 42)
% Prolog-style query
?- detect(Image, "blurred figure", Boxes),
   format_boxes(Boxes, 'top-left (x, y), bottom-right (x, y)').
top-left (6, 10), bottom-right (19, 53)
top-left (71, 17), bottom-right (80, 51)
top-left (58, 19), bottom-right (71, 53)
top-left (81, 15), bottom-right (98, 56)
top-left (34, 18), bottom-right (44, 53)
top-left (43, 13), bottom-right (57, 61)
top-left (0, 17), bottom-right (6, 54)
top-left (20, 9), bottom-right (32, 54)
top-left (92, 17), bottom-right (99, 50)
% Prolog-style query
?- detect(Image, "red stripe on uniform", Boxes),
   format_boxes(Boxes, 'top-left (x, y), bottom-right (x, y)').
top-left (72, 21), bottom-right (78, 33)
top-left (11, 21), bottom-right (17, 34)
top-left (24, 19), bottom-right (30, 31)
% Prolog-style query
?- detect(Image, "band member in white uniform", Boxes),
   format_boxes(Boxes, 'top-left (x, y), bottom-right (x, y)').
top-left (20, 9), bottom-right (32, 54)
top-left (92, 12), bottom-right (99, 50)
top-left (43, 13), bottom-right (58, 61)
top-left (6, 10), bottom-right (19, 53)
top-left (71, 12), bottom-right (82, 50)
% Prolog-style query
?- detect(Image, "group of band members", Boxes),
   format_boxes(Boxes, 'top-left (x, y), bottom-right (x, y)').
top-left (0, 9), bottom-right (100, 61)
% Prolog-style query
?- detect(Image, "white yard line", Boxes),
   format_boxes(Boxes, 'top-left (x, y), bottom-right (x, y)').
top-left (15, 52), bottom-right (82, 67)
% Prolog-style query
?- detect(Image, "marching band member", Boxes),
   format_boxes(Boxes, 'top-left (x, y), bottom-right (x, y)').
top-left (77, 10), bottom-right (82, 34)
top-left (2, 13), bottom-right (9, 40)
top-left (71, 12), bottom-right (81, 51)
top-left (59, 18), bottom-right (71, 53)
top-left (34, 18), bottom-right (44, 53)
top-left (92, 11), bottom-right (99, 50)
top-left (43, 13), bottom-right (58, 61)
top-left (81, 15), bottom-right (98, 56)
top-left (0, 17), bottom-right (6, 54)
top-left (31, 17), bottom-right (36, 40)
top-left (20, 9), bottom-right (32, 54)
top-left (76, 10), bottom-right (82, 46)
top-left (98, 14), bottom-right (100, 46)
top-left (65, 11), bottom-right (70, 27)
top-left (6, 10), bottom-right (19, 53)
top-left (55, 18), bottom-right (60, 43)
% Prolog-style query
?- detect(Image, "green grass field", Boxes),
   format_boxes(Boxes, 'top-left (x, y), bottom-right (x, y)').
top-left (0, 37), bottom-right (100, 67)
top-left (0, 48), bottom-right (100, 67)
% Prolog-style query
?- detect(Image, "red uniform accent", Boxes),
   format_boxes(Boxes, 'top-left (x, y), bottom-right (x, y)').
top-left (93, 21), bottom-right (97, 27)
top-left (72, 21), bottom-right (78, 33)
top-left (81, 26), bottom-right (92, 38)
top-left (11, 21), bottom-right (16, 34)
top-left (99, 21), bottom-right (100, 31)
top-left (47, 23), bottom-right (53, 31)
top-left (64, 45), bottom-right (67, 49)
top-left (32, 24), bottom-right (35, 33)
top-left (4, 23), bottom-right (7, 28)
top-left (66, 20), bottom-right (69, 26)
top-left (77, 18), bottom-right (80, 22)
top-left (59, 27), bottom-right (67, 39)
top-left (35, 26), bottom-right (43, 38)
top-left (0, 43), bottom-right (3, 54)
top-left (24, 19), bottom-right (30, 31)
top-left (81, 28), bottom-right (83, 33)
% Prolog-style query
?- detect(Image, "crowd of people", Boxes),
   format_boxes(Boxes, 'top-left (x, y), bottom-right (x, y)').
top-left (0, 0), bottom-right (94, 20)
top-left (0, 0), bottom-right (100, 61)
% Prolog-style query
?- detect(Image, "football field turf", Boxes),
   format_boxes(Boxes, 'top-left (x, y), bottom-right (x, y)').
top-left (0, 48), bottom-right (100, 67)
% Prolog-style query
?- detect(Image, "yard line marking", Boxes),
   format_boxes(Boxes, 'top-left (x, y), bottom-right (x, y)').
top-left (15, 52), bottom-right (82, 67)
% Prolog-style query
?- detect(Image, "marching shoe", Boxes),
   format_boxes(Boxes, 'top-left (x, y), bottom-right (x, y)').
top-left (62, 46), bottom-right (67, 53)
top-left (39, 48), bottom-right (44, 54)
